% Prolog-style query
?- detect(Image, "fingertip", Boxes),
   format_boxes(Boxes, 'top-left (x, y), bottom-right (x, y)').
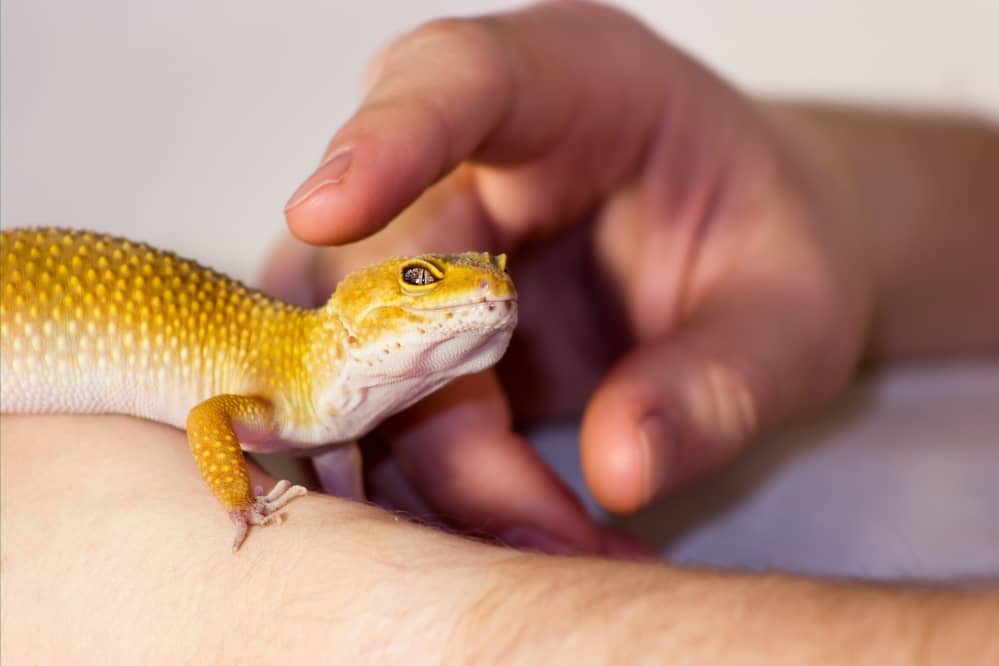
top-left (581, 356), bottom-right (684, 515)
top-left (582, 391), bottom-right (670, 515)
top-left (284, 98), bottom-right (454, 246)
top-left (285, 147), bottom-right (353, 211)
top-left (284, 145), bottom-right (388, 246)
top-left (284, 182), bottom-right (369, 246)
top-left (583, 321), bottom-right (774, 515)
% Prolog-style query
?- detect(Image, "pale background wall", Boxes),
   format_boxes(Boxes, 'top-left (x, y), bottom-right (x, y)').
top-left (4, 0), bottom-right (998, 280)
top-left (3, 1), bottom-right (998, 578)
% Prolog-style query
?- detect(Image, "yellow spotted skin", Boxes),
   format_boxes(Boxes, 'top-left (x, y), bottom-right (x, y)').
top-left (0, 228), bottom-right (327, 515)
top-left (0, 226), bottom-right (517, 549)
top-left (186, 395), bottom-right (273, 509)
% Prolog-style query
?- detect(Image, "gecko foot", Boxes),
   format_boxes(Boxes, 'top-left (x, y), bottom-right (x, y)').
top-left (229, 480), bottom-right (308, 552)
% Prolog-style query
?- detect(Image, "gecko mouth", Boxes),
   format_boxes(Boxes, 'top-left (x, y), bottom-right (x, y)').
top-left (402, 298), bottom-right (517, 314)
top-left (401, 298), bottom-right (518, 333)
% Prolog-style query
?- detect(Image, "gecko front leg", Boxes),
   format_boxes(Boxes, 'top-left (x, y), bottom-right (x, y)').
top-left (186, 395), bottom-right (308, 551)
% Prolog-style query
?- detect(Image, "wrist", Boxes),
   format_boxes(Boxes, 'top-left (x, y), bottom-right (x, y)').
top-left (756, 100), bottom-right (877, 386)
top-left (770, 103), bottom-right (999, 359)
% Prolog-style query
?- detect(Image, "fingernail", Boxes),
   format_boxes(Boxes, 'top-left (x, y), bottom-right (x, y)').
top-left (284, 147), bottom-right (353, 211)
top-left (501, 526), bottom-right (577, 556)
top-left (638, 413), bottom-right (674, 505)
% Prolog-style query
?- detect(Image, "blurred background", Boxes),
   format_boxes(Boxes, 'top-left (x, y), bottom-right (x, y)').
top-left (3, 0), bottom-right (997, 579)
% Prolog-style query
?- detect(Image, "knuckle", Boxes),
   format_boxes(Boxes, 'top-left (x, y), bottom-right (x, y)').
top-left (362, 44), bottom-right (391, 93)
top-left (388, 16), bottom-right (505, 76)
top-left (409, 16), bottom-right (496, 50)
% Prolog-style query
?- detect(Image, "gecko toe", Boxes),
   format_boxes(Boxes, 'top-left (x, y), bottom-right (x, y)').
top-left (228, 480), bottom-right (308, 552)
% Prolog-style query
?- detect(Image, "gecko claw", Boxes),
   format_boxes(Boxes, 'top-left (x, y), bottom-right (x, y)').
top-left (229, 480), bottom-right (308, 552)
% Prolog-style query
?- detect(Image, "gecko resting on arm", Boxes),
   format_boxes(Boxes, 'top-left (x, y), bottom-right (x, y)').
top-left (0, 227), bottom-right (517, 550)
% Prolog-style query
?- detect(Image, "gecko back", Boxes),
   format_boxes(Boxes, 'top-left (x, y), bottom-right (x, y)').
top-left (0, 227), bottom-right (306, 426)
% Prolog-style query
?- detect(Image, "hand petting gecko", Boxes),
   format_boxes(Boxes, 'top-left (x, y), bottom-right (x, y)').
top-left (0, 227), bottom-right (517, 550)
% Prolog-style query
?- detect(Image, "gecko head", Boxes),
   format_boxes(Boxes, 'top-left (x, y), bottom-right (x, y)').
top-left (324, 252), bottom-right (518, 387)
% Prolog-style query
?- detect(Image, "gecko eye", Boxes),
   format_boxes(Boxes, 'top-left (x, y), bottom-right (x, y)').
top-left (402, 264), bottom-right (437, 286)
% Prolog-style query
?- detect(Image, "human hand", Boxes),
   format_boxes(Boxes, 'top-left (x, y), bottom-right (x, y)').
top-left (263, 1), bottom-right (872, 553)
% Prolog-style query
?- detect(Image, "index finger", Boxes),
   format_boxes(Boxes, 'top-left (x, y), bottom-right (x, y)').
top-left (284, 2), bottom-right (670, 245)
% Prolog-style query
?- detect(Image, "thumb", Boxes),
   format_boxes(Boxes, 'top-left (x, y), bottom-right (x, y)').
top-left (581, 276), bottom-right (862, 514)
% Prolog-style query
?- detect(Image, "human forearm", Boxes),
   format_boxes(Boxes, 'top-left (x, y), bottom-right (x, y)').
top-left (3, 415), bottom-right (996, 665)
top-left (465, 553), bottom-right (997, 665)
top-left (776, 103), bottom-right (999, 359)
top-left (0, 415), bottom-right (494, 663)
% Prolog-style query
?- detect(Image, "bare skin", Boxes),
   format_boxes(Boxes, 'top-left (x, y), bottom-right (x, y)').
top-left (3, 2), bottom-right (999, 663)
top-left (2, 415), bottom-right (996, 664)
